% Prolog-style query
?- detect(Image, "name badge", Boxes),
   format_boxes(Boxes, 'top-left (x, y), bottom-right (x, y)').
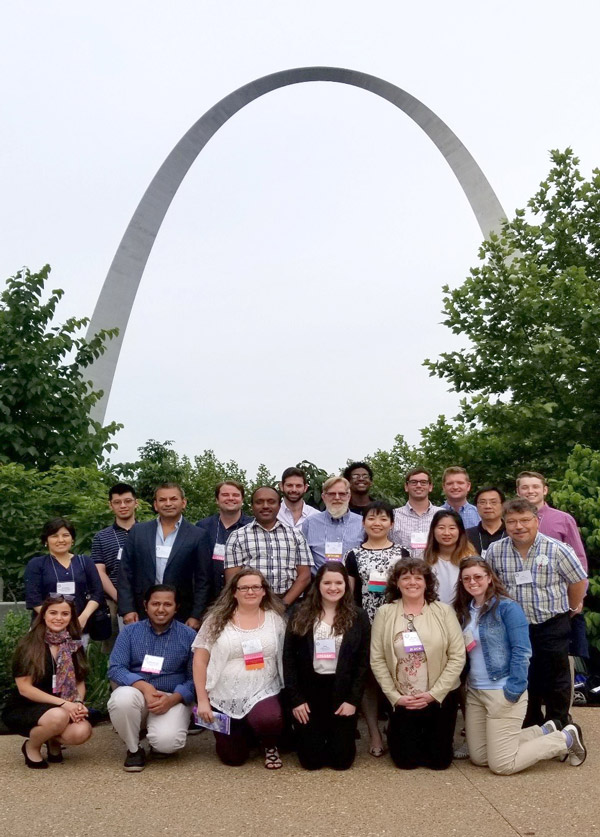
top-left (241, 638), bottom-right (264, 670)
top-left (117, 548), bottom-right (123, 561)
top-left (480, 548), bottom-right (487, 560)
top-left (410, 531), bottom-right (428, 550)
top-left (315, 638), bottom-right (336, 660)
top-left (141, 654), bottom-right (164, 674)
top-left (56, 581), bottom-right (75, 595)
top-left (156, 545), bottom-right (171, 559)
top-left (402, 630), bottom-right (424, 653)
top-left (325, 541), bottom-right (343, 560)
top-left (367, 569), bottom-right (388, 594)
top-left (212, 543), bottom-right (226, 562)
top-left (52, 674), bottom-right (58, 693)
top-left (515, 569), bottom-right (533, 585)
top-left (463, 630), bottom-right (477, 652)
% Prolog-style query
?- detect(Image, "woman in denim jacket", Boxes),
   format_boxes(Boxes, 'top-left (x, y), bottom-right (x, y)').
top-left (454, 558), bottom-right (586, 773)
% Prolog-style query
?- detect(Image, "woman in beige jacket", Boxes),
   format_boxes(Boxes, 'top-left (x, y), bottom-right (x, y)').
top-left (370, 557), bottom-right (465, 769)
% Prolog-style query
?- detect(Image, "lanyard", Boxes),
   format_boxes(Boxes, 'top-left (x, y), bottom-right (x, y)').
top-left (50, 556), bottom-right (74, 584)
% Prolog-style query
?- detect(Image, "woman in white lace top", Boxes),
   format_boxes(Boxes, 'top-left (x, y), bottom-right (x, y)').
top-left (193, 567), bottom-right (286, 769)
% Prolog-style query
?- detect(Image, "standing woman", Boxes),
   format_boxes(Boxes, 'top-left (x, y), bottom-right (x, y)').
top-left (424, 510), bottom-right (476, 605)
top-left (283, 562), bottom-right (370, 770)
top-left (370, 557), bottom-right (465, 770)
top-left (24, 518), bottom-right (104, 635)
top-left (193, 568), bottom-right (287, 769)
top-left (455, 558), bottom-right (586, 773)
top-left (346, 500), bottom-right (408, 756)
top-left (2, 595), bottom-right (93, 768)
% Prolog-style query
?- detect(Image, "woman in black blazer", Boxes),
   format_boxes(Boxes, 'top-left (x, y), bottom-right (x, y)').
top-left (283, 561), bottom-right (370, 770)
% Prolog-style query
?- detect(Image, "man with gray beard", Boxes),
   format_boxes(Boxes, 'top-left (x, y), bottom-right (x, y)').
top-left (301, 476), bottom-right (364, 572)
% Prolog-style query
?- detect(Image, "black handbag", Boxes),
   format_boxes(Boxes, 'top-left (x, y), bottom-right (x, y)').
top-left (86, 599), bottom-right (112, 641)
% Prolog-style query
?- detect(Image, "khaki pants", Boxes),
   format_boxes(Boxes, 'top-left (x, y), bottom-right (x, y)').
top-left (108, 686), bottom-right (192, 754)
top-left (466, 687), bottom-right (567, 775)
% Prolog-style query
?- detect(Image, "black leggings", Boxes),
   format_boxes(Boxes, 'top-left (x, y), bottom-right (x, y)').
top-left (294, 674), bottom-right (357, 771)
top-left (387, 688), bottom-right (459, 770)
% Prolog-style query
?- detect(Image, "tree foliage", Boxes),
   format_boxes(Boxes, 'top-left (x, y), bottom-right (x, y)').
top-left (0, 266), bottom-right (122, 470)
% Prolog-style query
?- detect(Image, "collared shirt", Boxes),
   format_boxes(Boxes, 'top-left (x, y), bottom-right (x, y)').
top-left (537, 504), bottom-right (587, 571)
top-left (155, 516), bottom-right (183, 584)
top-left (196, 512), bottom-right (254, 599)
top-left (91, 522), bottom-right (134, 586)
top-left (277, 501), bottom-right (320, 530)
top-left (442, 501), bottom-right (480, 528)
top-left (224, 519), bottom-right (313, 594)
top-left (466, 523), bottom-right (506, 559)
top-left (108, 618), bottom-right (197, 704)
top-left (392, 502), bottom-right (441, 557)
top-left (301, 510), bottom-right (364, 572)
top-left (486, 533), bottom-right (587, 625)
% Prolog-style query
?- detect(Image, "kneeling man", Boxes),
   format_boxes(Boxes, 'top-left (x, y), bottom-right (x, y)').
top-left (108, 584), bottom-right (197, 771)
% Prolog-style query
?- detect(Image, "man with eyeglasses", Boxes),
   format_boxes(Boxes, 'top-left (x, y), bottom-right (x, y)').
top-left (301, 476), bottom-right (364, 571)
top-left (343, 462), bottom-right (375, 516)
top-left (486, 498), bottom-right (587, 727)
top-left (223, 486), bottom-right (312, 605)
top-left (391, 468), bottom-right (440, 557)
top-left (466, 486), bottom-right (506, 559)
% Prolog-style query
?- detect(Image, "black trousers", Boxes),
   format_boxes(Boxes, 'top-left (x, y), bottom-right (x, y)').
top-left (524, 612), bottom-right (572, 728)
top-left (388, 688), bottom-right (459, 770)
top-left (294, 674), bottom-right (357, 771)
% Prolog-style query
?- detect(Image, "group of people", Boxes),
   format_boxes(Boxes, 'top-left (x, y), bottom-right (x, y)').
top-left (2, 463), bottom-right (590, 776)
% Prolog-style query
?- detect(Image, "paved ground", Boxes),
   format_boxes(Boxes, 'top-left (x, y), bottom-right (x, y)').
top-left (1, 708), bottom-right (598, 837)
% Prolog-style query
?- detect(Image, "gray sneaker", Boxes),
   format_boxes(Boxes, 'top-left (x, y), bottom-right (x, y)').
top-left (541, 720), bottom-right (560, 735)
top-left (563, 723), bottom-right (586, 766)
top-left (453, 741), bottom-right (469, 759)
top-left (123, 748), bottom-right (146, 772)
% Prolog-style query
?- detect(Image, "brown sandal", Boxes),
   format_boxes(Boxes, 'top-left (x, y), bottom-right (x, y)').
top-left (264, 747), bottom-right (283, 769)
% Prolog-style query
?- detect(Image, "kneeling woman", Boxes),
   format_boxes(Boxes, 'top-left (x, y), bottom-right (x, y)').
top-left (283, 562), bottom-right (370, 770)
top-left (455, 558), bottom-right (586, 773)
top-left (193, 568), bottom-right (286, 769)
top-left (2, 595), bottom-right (92, 768)
top-left (370, 558), bottom-right (465, 769)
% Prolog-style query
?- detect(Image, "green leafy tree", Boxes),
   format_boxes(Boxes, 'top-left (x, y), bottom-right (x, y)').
top-left (0, 266), bottom-right (121, 470)
top-left (424, 149), bottom-right (600, 481)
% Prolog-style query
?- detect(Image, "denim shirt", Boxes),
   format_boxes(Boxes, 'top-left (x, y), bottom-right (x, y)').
top-left (476, 597), bottom-right (531, 702)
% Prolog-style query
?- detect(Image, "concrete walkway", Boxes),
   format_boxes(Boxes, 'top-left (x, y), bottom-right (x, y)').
top-left (0, 708), bottom-right (597, 837)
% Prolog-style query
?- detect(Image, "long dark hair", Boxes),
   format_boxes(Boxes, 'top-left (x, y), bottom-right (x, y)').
top-left (424, 510), bottom-right (476, 567)
top-left (454, 557), bottom-right (512, 627)
top-left (384, 557), bottom-right (439, 604)
top-left (203, 567), bottom-right (285, 642)
top-left (13, 596), bottom-right (88, 683)
top-left (290, 562), bottom-right (357, 636)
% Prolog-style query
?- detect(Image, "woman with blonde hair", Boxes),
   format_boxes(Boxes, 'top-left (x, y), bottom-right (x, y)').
top-left (424, 510), bottom-right (476, 605)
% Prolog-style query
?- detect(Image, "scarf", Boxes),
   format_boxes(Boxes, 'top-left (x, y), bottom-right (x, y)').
top-left (45, 630), bottom-right (82, 701)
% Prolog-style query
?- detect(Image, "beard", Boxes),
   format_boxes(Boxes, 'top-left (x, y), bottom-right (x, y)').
top-left (325, 502), bottom-right (349, 519)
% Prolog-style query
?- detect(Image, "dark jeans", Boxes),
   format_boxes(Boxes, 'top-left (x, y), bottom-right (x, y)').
top-left (388, 688), bottom-right (459, 770)
top-left (294, 674), bottom-right (357, 771)
top-left (525, 612), bottom-right (571, 728)
top-left (214, 695), bottom-right (283, 766)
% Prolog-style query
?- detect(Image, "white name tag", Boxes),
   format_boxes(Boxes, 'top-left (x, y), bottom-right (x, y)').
top-left (315, 638), bottom-right (336, 660)
top-left (367, 569), bottom-right (388, 593)
top-left (52, 674), bottom-right (58, 693)
top-left (480, 548), bottom-right (487, 560)
top-left (515, 569), bottom-right (533, 585)
top-left (325, 541), bottom-right (343, 560)
top-left (141, 654), bottom-right (164, 674)
top-left (463, 630), bottom-right (476, 652)
top-left (117, 548), bottom-right (123, 561)
top-left (212, 543), bottom-right (226, 561)
top-left (56, 581), bottom-right (75, 595)
top-left (403, 630), bottom-right (424, 653)
top-left (410, 531), bottom-right (428, 550)
top-left (156, 545), bottom-right (171, 559)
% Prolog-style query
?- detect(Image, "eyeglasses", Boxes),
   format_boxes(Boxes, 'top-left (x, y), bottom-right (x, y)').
top-left (236, 585), bottom-right (263, 593)
top-left (324, 491), bottom-right (349, 498)
top-left (350, 473), bottom-right (370, 481)
top-left (48, 593), bottom-right (75, 602)
top-left (505, 516), bottom-right (537, 526)
top-left (407, 480), bottom-right (430, 486)
top-left (462, 574), bottom-right (487, 584)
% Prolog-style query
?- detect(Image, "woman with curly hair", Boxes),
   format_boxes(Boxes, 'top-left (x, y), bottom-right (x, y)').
top-left (455, 557), bottom-right (585, 773)
top-left (370, 557), bottom-right (465, 769)
top-left (283, 562), bottom-right (370, 770)
top-left (2, 595), bottom-right (92, 768)
top-left (192, 567), bottom-right (286, 769)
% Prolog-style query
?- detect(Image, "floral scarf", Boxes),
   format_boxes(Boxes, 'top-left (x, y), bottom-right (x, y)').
top-left (45, 630), bottom-right (82, 701)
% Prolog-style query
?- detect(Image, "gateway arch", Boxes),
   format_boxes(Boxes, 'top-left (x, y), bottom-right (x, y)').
top-left (87, 66), bottom-right (506, 423)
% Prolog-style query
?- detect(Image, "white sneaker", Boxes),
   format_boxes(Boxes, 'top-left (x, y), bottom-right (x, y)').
top-left (563, 723), bottom-right (586, 766)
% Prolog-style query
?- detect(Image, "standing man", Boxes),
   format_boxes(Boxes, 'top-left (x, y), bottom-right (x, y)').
top-left (223, 487), bottom-right (312, 605)
top-left (118, 482), bottom-right (211, 629)
top-left (391, 467), bottom-right (440, 557)
top-left (486, 499), bottom-right (587, 727)
top-left (343, 462), bottom-right (375, 516)
top-left (466, 486), bottom-right (506, 558)
top-left (441, 466), bottom-right (480, 528)
top-left (91, 483), bottom-right (138, 641)
top-left (108, 584), bottom-right (197, 771)
top-left (301, 476), bottom-right (364, 572)
top-left (196, 480), bottom-right (253, 600)
top-left (277, 467), bottom-right (320, 529)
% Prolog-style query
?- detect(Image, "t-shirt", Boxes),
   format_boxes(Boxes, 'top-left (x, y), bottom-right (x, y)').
top-left (431, 558), bottom-right (460, 605)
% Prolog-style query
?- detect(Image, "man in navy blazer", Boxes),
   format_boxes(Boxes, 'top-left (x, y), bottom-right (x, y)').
top-left (118, 482), bottom-right (211, 629)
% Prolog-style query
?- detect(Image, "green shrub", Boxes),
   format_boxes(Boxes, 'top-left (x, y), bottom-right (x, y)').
top-left (0, 609), bottom-right (31, 709)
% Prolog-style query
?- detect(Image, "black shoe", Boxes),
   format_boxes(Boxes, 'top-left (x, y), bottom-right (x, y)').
top-left (45, 743), bottom-right (64, 763)
top-left (187, 718), bottom-right (204, 736)
top-left (123, 748), bottom-right (146, 772)
top-left (22, 740), bottom-right (48, 770)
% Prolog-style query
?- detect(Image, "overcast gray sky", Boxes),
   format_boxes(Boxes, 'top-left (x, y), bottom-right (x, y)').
top-left (2, 1), bottom-right (599, 478)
